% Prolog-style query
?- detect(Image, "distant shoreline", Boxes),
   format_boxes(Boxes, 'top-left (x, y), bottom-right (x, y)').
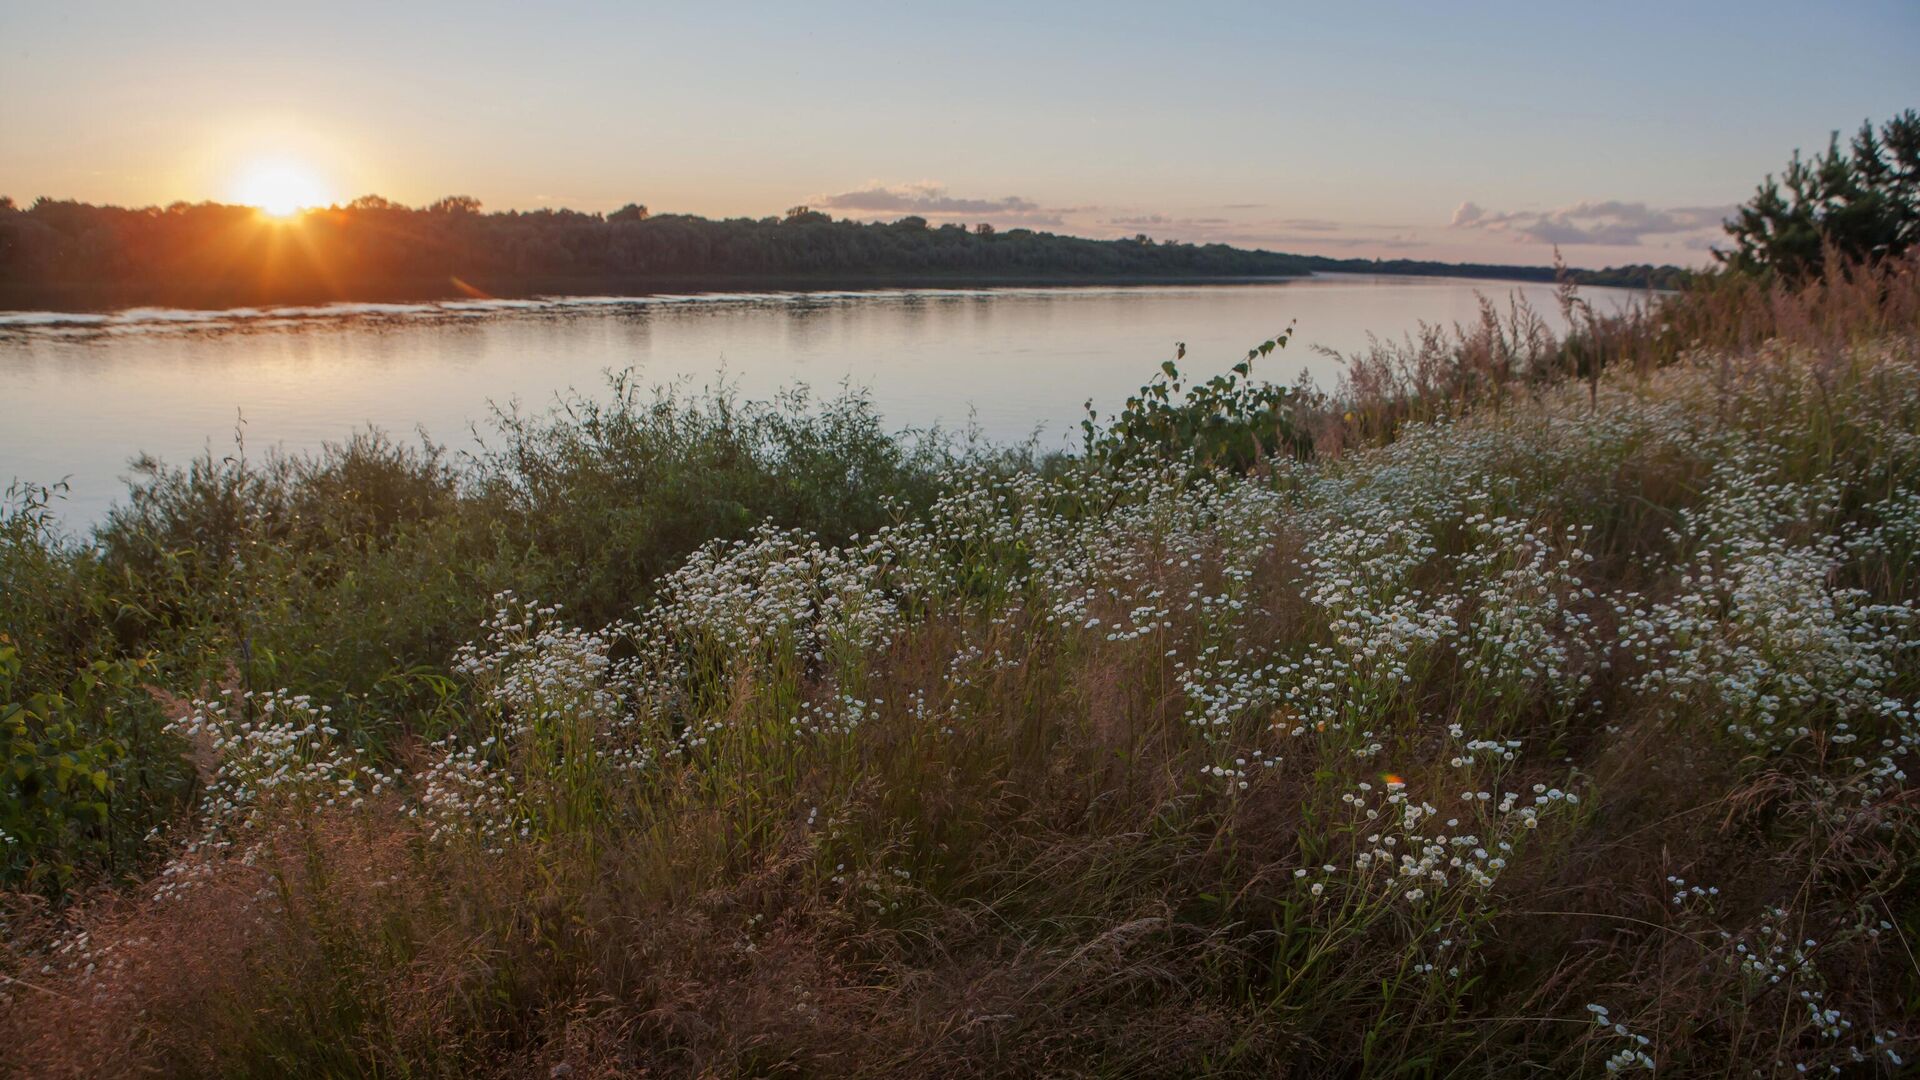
top-left (2, 273), bottom-right (1304, 315)
top-left (0, 200), bottom-right (1686, 314)
top-left (0, 268), bottom-right (1657, 316)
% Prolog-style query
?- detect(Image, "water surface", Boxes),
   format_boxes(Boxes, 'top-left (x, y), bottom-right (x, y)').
top-left (0, 275), bottom-right (1640, 526)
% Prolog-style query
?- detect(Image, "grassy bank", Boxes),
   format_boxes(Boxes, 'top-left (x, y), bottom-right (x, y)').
top-left (3, 259), bottom-right (1919, 1076)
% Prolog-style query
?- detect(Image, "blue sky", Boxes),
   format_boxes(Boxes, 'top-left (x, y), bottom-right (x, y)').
top-left (4, 1), bottom-right (1915, 266)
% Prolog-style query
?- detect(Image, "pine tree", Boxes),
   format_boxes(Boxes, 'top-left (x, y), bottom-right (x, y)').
top-left (1720, 110), bottom-right (1920, 280)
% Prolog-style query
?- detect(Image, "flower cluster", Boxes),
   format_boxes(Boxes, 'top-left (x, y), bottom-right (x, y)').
top-left (167, 689), bottom-right (396, 844)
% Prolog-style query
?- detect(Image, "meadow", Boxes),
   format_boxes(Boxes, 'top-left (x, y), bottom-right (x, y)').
top-left (3, 258), bottom-right (1919, 1076)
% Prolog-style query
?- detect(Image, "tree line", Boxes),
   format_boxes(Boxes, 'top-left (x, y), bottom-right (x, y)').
top-left (0, 195), bottom-right (1684, 309)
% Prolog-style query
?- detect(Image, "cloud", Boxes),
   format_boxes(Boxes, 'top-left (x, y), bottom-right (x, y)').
top-left (1106, 214), bottom-right (1229, 228)
top-left (1096, 211), bottom-right (1428, 251)
top-left (1256, 232), bottom-right (1426, 251)
top-left (1450, 199), bottom-right (1733, 246)
top-left (805, 186), bottom-right (1439, 255)
top-left (813, 182), bottom-right (1065, 225)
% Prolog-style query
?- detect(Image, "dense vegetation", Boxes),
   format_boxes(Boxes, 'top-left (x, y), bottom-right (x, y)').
top-left (3, 243), bottom-right (1919, 1074)
top-left (0, 195), bottom-right (1681, 311)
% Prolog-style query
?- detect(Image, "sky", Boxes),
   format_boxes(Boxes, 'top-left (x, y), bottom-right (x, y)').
top-left (4, 1), bottom-right (1916, 268)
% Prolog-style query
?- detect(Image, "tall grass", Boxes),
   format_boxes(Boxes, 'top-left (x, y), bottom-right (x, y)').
top-left (1325, 250), bottom-right (1920, 447)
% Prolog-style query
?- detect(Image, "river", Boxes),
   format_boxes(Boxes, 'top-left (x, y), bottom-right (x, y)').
top-left (0, 274), bottom-right (1642, 527)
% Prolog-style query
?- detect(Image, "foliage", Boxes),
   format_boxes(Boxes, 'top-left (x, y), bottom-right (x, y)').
top-left (465, 376), bottom-right (951, 628)
top-left (1, 482), bottom-right (109, 689)
top-left (1083, 326), bottom-right (1318, 473)
top-left (1720, 109), bottom-right (1920, 280)
top-left (2, 485), bottom-right (194, 895)
top-left (76, 381), bottom-right (959, 735)
top-left (1, 646), bottom-right (188, 894)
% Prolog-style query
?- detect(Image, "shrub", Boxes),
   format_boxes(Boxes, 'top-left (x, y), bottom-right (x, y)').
top-left (1083, 327), bottom-right (1318, 474)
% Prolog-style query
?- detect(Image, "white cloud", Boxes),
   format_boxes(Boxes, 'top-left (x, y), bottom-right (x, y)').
top-left (812, 182), bottom-right (1064, 225)
top-left (803, 186), bottom-right (1443, 255)
top-left (1106, 214), bottom-right (1230, 228)
top-left (1450, 199), bottom-right (1733, 246)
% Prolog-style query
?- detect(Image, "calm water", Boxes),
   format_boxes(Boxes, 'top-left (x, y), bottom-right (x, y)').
top-left (0, 275), bottom-right (1639, 527)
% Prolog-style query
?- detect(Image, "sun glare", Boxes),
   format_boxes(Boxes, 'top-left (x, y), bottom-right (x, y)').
top-left (230, 158), bottom-right (331, 218)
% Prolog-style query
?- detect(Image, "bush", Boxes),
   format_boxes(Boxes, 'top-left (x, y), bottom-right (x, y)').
top-left (1, 646), bottom-right (189, 894)
top-left (1083, 327), bottom-right (1319, 475)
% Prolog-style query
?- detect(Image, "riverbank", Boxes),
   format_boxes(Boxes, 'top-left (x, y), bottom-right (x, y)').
top-left (3, 259), bottom-right (1915, 1075)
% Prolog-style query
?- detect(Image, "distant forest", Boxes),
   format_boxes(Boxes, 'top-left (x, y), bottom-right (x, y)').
top-left (0, 196), bottom-right (1689, 309)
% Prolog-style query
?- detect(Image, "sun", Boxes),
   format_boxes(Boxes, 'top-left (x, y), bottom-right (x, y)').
top-left (229, 157), bottom-right (332, 218)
